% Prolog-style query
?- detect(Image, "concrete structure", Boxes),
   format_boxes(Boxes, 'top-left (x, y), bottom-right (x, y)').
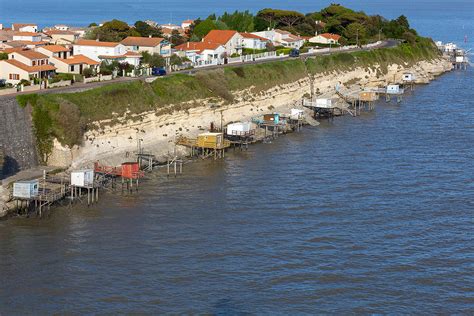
top-left (121, 36), bottom-right (171, 56)
top-left (203, 30), bottom-right (244, 55)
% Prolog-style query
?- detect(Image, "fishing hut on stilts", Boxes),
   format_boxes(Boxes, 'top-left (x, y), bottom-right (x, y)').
top-left (225, 122), bottom-right (256, 151)
top-left (177, 132), bottom-right (230, 160)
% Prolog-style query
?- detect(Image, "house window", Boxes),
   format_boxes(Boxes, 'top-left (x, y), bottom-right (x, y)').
top-left (70, 65), bottom-right (75, 71)
top-left (9, 74), bottom-right (19, 80)
top-left (32, 60), bottom-right (36, 66)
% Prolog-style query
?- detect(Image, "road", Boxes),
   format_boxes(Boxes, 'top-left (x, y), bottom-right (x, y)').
top-left (0, 40), bottom-right (399, 100)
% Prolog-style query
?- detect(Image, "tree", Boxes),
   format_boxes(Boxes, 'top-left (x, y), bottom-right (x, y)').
top-left (88, 22), bottom-right (98, 27)
top-left (170, 30), bottom-right (187, 46)
top-left (396, 15), bottom-right (410, 30)
top-left (86, 19), bottom-right (139, 41)
top-left (344, 22), bottom-right (367, 45)
top-left (220, 10), bottom-right (255, 32)
top-left (0, 52), bottom-right (7, 60)
top-left (192, 19), bottom-right (218, 38)
top-left (134, 21), bottom-right (163, 37)
top-left (141, 51), bottom-right (165, 68)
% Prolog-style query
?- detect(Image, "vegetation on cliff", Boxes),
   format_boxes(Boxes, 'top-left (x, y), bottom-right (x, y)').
top-left (18, 38), bottom-right (439, 163)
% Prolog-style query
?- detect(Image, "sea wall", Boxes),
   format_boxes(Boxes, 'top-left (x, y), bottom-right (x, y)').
top-left (0, 97), bottom-right (38, 178)
top-left (48, 57), bottom-right (453, 169)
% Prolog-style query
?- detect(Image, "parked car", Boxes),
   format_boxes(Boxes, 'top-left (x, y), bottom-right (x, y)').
top-left (152, 67), bottom-right (167, 76)
top-left (289, 49), bottom-right (300, 58)
top-left (0, 79), bottom-right (6, 88)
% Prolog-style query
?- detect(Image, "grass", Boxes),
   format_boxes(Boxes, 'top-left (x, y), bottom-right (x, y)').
top-left (19, 38), bottom-right (440, 163)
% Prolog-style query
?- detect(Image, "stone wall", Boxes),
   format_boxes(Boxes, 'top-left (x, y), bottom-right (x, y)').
top-left (0, 96), bottom-right (38, 179)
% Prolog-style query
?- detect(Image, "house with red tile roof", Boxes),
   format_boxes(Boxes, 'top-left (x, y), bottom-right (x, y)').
top-left (240, 32), bottom-right (270, 50)
top-left (174, 41), bottom-right (225, 64)
top-left (251, 29), bottom-right (305, 49)
top-left (50, 54), bottom-right (99, 74)
top-left (120, 36), bottom-right (171, 56)
top-left (73, 39), bottom-right (141, 66)
top-left (0, 49), bottom-right (56, 84)
top-left (181, 20), bottom-right (194, 30)
top-left (13, 32), bottom-right (42, 42)
top-left (202, 30), bottom-right (244, 55)
top-left (37, 45), bottom-right (71, 59)
top-left (309, 33), bottom-right (341, 45)
top-left (45, 30), bottom-right (79, 45)
top-left (12, 23), bottom-right (38, 33)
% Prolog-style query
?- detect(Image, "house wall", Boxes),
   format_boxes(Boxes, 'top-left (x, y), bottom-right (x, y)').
top-left (0, 61), bottom-right (30, 84)
top-left (18, 26), bottom-right (37, 33)
top-left (12, 35), bottom-right (41, 42)
top-left (223, 33), bottom-right (244, 55)
top-left (73, 44), bottom-right (126, 62)
top-left (242, 38), bottom-right (267, 50)
top-left (50, 34), bottom-right (77, 45)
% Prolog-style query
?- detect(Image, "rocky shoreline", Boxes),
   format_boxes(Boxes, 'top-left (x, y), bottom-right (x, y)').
top-left (0, 56), bottom-right (453, 218)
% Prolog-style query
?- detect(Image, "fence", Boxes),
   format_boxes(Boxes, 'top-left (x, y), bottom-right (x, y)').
top-left (48, 80), bottom-right (72, 88)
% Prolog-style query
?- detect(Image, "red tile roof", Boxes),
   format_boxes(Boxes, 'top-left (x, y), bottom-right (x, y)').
top-left (53, 54), bottom-right (99, 65)
top-left (41, 45), bottom-right (70, 53)
top-left (240, 32), bottom-right (269, 41)
top-left (175, 41), bottom-right (222, 53)
top-left (14, 32), bottom-right (40, 37)
top-left (319, 33), bottom-right (341, 41)
top-left (12, 23), bottom-right (37, 30)
top-left (12, 50), bottom-right (48, 60)
top-left (203, 30), bottom-right (238, 45)
top-left (45, 30), bottom-right (76, 36)
top-left (75, 39), bottom-right (120, 47)
top-left (121, 36), bottom-right (164, 47)
top-left (3, 59), bottom-right (56, 72)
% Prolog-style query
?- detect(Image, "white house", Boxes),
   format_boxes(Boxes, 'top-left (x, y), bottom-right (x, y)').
top-left (37, 45), bottom-right (71, 59)
top-left (54, 24), bottom-right (70, 31)
top-left (309, 33), bottom-right (341, 45)
top-left (73, 39), bottom-right (141, 66)
top-left (240, 32), bottom-right (269, 50)
top-left (50, 55), bottom-right (99, 74)
top-left (120, 36), bottom-right (171, 56)
top-left (181, 20), bottom-right (194, 30)
top-left (203, 30), bottom-right (244, 55)
top-left (73, 39), bottom-right (125, 61)
top-left (13, 32), bottom-right (42, 42)
top-left (175, 42), bottom-right (225, 63)
top-left (252, 29), bottom-right (305, 49)
top-left (45, 30), bottom-right (79, 45)
top-left (12, 23), bottom-right (38, 33)
top-left (0, 50), bottom-right (56, 84)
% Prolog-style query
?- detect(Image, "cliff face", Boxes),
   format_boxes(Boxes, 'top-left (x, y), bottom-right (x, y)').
top-left (47, 57), bottom-right (452, 169)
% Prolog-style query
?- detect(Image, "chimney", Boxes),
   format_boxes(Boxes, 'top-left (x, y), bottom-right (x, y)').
top-left (187, 42), bottom-right (189, 48)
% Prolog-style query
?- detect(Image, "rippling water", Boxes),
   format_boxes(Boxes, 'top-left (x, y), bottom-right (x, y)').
top-left (1, 68), bottom-right (473, 313)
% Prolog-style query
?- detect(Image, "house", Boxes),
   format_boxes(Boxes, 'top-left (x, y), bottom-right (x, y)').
top-left (240, 32), bottom-right (269, 50)
top-left (309, 33), bottom-right (341, 45)
top-left (12, 23), bottom-right (38, 33)
top-left (203, 30), bottom-right (244, 55)
top-left (54, 24), bottom-right (70, 31)
top-left (98, 51), bottom-right (142, 67)
top-left (50, 55), bottom-right (99, 74)
top-left (0, 50), bottom-right (56, 84)
top-left (252, 29), bottom-right (305, 49)
top-left (160, 23), bottom-right (181, 31)
top-left (73, 39), bottom-right (126, 61)
top-left (120, 36), bottom-right (171, 56)
top-left (13, 32), bottom-right (42, 42)
top-left (181, 20), bottom-right (194, 30)
top-left (174, 42), bottom-right (225, 63)
top-left (2, 40), bottom-right (48, 49)
top-left (37, 45), bottom-right (71, 59)
top-left (45, 30), bottom-right (79, 45)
